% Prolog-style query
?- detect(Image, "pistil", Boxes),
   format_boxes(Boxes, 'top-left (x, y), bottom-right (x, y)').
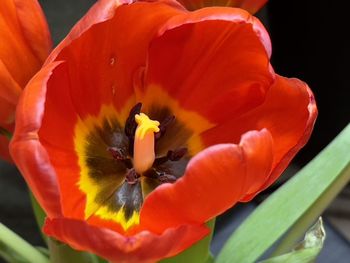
top-left (133, 113), bottom-right (160, 174)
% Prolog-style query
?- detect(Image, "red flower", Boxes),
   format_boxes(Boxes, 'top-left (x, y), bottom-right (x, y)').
top-left (10, 0), bottom-right (317, 262)
top-left (0, 0), bottom-right (51, 162)
top-left (177, 0), bottom-right (268, 13)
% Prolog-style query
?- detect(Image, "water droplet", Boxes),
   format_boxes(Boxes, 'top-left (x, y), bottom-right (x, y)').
top-left (112, 85), bottom-right (116, 96)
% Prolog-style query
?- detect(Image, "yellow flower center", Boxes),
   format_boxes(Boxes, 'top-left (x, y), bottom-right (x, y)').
top-left (133, 113), bottom-right (160, 174)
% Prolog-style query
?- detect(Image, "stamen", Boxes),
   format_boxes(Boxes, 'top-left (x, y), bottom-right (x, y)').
top-left (125, 103), bottom-right (142, 156)
top-left (155, 115), bottom-right (175, 140)
top-left (167, 148), bottom-right (187, 161)
top-left (125, 169), bottom-right (139, 184)
top-left (158, 172), bottom-right (177, 183)
top-left (133, 113), bottom-right (160, 174)
top-left (153, 148), bottom-right (188, 166)
top-left (143, 169), bottom-right (177, 184)
top-left (125, 103), bottom-right (142, 138)
top-left (107, 147), bottom-right (126, 160)
top-left (107, 147), bottom-right (132, 169)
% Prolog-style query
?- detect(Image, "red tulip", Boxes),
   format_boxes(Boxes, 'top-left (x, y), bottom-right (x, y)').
top-left (10, 0), bottom-right (317, 262)
top-left (0, 0), bottom-right (51, 162)
top-left (177, 0), bottom-right (268, 13)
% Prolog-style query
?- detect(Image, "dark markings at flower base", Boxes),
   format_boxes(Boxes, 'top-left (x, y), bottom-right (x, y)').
top-left (104, 181), bottom-right (143, 220)
top-left (84, 105), bottom-right (193, 221)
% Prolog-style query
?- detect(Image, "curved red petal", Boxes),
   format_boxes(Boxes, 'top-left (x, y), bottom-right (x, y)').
top-left (200, 75), bottom-right (317, 201)
top-left (244, 76), bottom-right (317, 199)
top-left (0, 60), bottom-right (21, 107)
top-left (0, 96), bottom-right (15, 132)
top-left (12, 0), bottom-right (52, 63)
top-left (46, 0), bottom-right (185, 63)
top-left (159, 7), bottom-right (271, 59)
top-left (45, 0), bottom-right (125, 64)
top-left (0, 0), bottom-right (51, 87)
top-left (141, 129), bottom-right (273, 233)
top-left (12, 0), bottom-right (187, 225)
top-left (37, 62), bottom-right (84, 220)
top-left (1, 0), bottom-right (51, 162)
top-left (177, 0), bottom-right (267, 14)
top-left (45, 0), bottom-right (185, 118)
top-left (144, 7), bottom-right (273, 124)
top-left (0, 58), bottom-right (21, 162)
top-left (10, 62), bottom-right (63, 217)
top-left (44, 217), bottom-right (209, 263)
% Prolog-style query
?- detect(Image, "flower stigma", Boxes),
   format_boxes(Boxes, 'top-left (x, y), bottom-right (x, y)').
top-left (133, 113), bottom-right (160, 174)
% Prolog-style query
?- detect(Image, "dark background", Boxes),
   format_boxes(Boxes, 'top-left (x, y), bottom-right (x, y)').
top-left (1, 0), bottom-right (350, 262)
top-left (268, 0), bottom-right (350, 167)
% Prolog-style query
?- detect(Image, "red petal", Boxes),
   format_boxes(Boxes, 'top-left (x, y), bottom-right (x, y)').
top-left (177, 0), bottom-right (267, 14)
top-left (140, 129), bottom-right (273, 233)
top-left (0, 0), bottom-right (51, 87)
top-left (144, 7), bottom-right (273, 124)
top-left (10, 62), bottom-right (63, 217)
top-left (12, 0), bottom-right (52, 63)
top-left (0, 60), bottom-right (21, 145)
top-left (1, 0), bottom-right (51, 161)
top-left (46, 0), bottom-right (185, 118)
top-left (12, 0), bottom-right (187, 224)
top-left (252, 76), bottom-right (317, 196)
top-left (37, 62), bottom-right (84, 219)
top-left (44, 217), bottom-right (209, 263)
top-left (45, 0), bottom-right (124, 64)
top-left (201, 75), bottom-right (317, 201)
top-left (0, 60), bottom-right (21, 107)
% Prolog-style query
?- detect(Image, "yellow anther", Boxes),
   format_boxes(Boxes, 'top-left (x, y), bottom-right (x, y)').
top-left (133, 113), bottom-right (160, 174)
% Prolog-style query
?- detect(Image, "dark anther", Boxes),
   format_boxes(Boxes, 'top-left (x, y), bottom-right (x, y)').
top-left (125, 103), bottom-right (142, 138)
top-left (144, 169), bottom-right (177, 183)
top-left (107, 147), bottom-right (133, 169)
top-left (153, 147), bottom-right (187, 166)
top-left (125, 169), bottom-right (140, 184)
top-left (124, 102), bottom-right (142, 155)
top-left (155, 115), bottom-right (175, 140)
top-left (158, 172), bottom-right (177, 183)
top-left (167, 147), bottom-right (187, 161)
top-left (107, 147), bottom-right (126, 160)
top-left (153, 156), bottom-right (168, 166)
top-left (143, 169), bottom-right (158, 179)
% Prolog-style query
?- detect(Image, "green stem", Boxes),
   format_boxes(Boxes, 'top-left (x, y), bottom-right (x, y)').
top-left (48, 238), bottom-right (100, 263)
top-left (161, 218), bottom-right (216, 263)
top-left (0, 223), bottom-right (49, 263)
top-left (29, 194), bottom-right (101, 262)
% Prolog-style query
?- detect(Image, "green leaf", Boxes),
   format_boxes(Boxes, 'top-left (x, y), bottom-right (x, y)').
top-left (29, 192), bottom-right (46, 229)
top-left (96, 256), bottom-right (109, 263)
top-left (216, 123), bottom-right (350, 263)
top-left (0, 223), bottom-right (49, 263)
top-left (260, 217), bottom-right (325, 263)
top-left (160, 219), bottom-right (216, 263)
top-left (36, 247), bottom-right (50, 257)
top-left (29, 192), bottom-right (48, 243)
